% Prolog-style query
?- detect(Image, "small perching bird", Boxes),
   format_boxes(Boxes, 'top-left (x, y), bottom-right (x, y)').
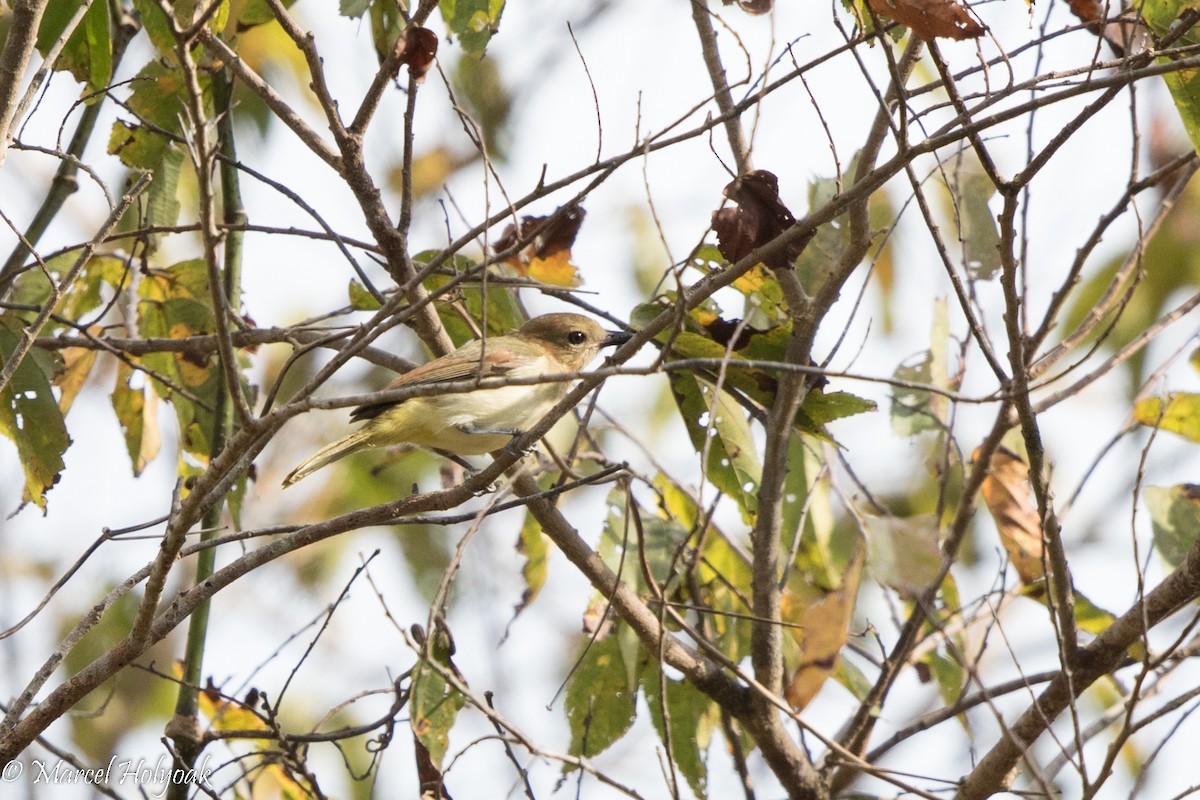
top-left (282, 313), bottom-right (632, 487)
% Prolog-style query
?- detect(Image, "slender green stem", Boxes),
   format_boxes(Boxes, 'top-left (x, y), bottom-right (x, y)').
top-left (167, 68), bottom-right (245, 796)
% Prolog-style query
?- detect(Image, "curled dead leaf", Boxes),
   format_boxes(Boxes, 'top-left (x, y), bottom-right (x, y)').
top-left (976, 446), bottom-right (1045, 584)
top-left (723, 0), bottom-right (773, 13)
top-left (494, 204), bottom-right (586, 287)
top-left (782, 540), bottom-right (865, 710)
top-left (401, 26), bottom-right (438, 81)
top-left (711, 170), bottom-right (799, 269)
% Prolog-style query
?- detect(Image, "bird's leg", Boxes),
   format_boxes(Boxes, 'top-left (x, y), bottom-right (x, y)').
top-left (500, 435), bottom-right (540, 461)
top-left (433, 448), bottom-right (479, 474)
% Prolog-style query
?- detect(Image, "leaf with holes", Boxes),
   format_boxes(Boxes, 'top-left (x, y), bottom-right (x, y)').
top-left (0, 315), bottom-right (72, 511)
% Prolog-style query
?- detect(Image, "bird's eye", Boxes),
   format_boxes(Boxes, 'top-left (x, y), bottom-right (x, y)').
top-left (567, 330), bottom-right (588, 345)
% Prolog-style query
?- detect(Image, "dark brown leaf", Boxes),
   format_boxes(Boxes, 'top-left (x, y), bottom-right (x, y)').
top-left (723, 0), bottom-right (774, 13)
top-left (414, 734), bottom-right (454, 800)
top-left (1066, 0), bottom-right (1103, 23)
top-left (711, 170), bottom-right (799, 268)
top-left (401, 26), bottom-right (439, 81)
top-left (495, 204), bottom-right (586, 260)
top-left (493, 204), bottom-right (586, 286)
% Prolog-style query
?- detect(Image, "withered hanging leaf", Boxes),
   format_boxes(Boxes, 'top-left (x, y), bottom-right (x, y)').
top-left (782, 539), bottom-right (865, 710)
top-left (722, 0), bottom-right (773, 12)
top-left (55, 346), bottom-right (98, 414)
top-left (494, 204), bottom-right (586, 287)
top-left (866, 0), bottom-right (985, 41)
top-left (977, 446), bottom-right (1045, 584)
top-left (400, 26), bottom-right (439, 81)
top-left (711, 170), bottom-right (800, 269)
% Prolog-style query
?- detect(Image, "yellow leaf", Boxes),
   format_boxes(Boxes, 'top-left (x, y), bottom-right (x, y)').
top-left (198, 689), bottom-right (268, 734)
top-left (169, 323), bottom-right (213, 387)
top-left (732, 265), bottom-right (768, 294)
top-left (782, 539), bottom-right (865, 710)
top-left (526, 249), bottom-right (582, 287)
top-left (55, 345), bottom-right (98, 414)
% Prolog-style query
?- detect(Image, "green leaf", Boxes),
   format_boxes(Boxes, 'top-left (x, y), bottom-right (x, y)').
top-left (642, 662), bottom-right (710, 798)
top-left (233, 0), bottom-right (288, 27)
top-left (340, 0), bottom-right (371, 16)
top-left (565, 630), bottom-right (638, 759)
top-left (863, 513), bottom-right (942, 597)
top-left (834, 655), bottom-right (874, 703)
top-left (450, 54), bottom-right (511, 158)
top-left (131, 0), bottom-right (176, 55)
top-left (369, 0), bottom-right (403, 61)
top-left (348, 279), bottom-right (382, 310)
top-left (1142, 0), bottom-right (1200, 153)
top-left (420, 252), bottom-right (523, 346)
top-left (1144, 484), bottom-right (1200, 568)
top-left (9, 252), bottom-right (128, 330)
top-left (516, 510), bottom-right (549, 606)
top-left (601, 490), bottom-right (692, 596)
top-left (1072, 589), bottom-right (1119, 637)
top-left (892, 298), bottom-right (952, 436)
top-left (108, 61), bottom-right (192, 168)
top-left (946, 157), bottom-right (1001, 280)
top-left (798, 389), bottom-right (877, 432)
top-left (137, 260), bottom-right (221, 457)
top-left (36, 0), bottom-right (112, 93)
top-left (440, 0), bottom-right (505, 57)
top-left (1134, 393), bottom-right (1200, 443)
top-left (668, 372), bottom-right (762, 522)
top-left (0, 315), bottom-right (72, 511)
top-left (924, 648), bottom-right (967, 709)
top-left (410, 632), bottom-right (465, 769)
top-left (794, 176), bottom-right (849, 295)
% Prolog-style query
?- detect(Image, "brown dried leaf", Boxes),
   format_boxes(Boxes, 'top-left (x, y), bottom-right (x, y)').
top-left (977, 446), bottom-right (1045, 584)
top-left (722, 0), bottom-right (774, 14)
top-left (782, 541), bottom-right (865, 710)
top-left (494, 204), bottom-right (586, 286)
top-left (401, 26), bottom-right (438, 81)
top-left (55, 345), bottom-right (98, 414)
top-left (1066, 0), bottom-right (1103, 23)
top-left (711, 170), bottom-right (799, 268)
top-left (866, 0), bottom-right (985, 41)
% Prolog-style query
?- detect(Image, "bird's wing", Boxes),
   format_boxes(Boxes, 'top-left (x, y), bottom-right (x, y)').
top-left (349, 346), bottom-right (524, 422)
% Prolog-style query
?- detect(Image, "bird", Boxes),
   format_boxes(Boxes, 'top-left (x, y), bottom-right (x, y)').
top-left (282, 312), bottom-right (632, 487)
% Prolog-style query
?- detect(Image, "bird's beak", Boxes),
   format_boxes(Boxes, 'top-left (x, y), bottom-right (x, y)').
top-left (602, 330), bottom-right (634, 348)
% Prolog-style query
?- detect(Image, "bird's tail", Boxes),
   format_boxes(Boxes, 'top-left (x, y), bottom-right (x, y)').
top-left (282, 428), bottom-right (374, 488)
